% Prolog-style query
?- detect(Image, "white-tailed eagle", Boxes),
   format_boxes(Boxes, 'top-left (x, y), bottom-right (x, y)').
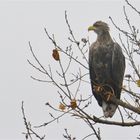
top-left (88, 21), bottom-right (125, 117)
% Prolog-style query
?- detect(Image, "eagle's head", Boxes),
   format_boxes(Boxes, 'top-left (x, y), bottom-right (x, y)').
top-left (88, 21), bottom-right (109, 35)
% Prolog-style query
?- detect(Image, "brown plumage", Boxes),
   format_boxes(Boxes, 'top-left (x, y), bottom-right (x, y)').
top-left (88, 21), bottom-right (125, 117)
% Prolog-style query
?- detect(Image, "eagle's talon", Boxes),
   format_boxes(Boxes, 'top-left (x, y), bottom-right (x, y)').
top-left (93, 85), bottom-right (103, 93)
top-left (106, 92), bottom-right (114, 101)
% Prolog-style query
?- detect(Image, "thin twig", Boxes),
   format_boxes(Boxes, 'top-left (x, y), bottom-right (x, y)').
top-left (125, 0), bottom-right (140, 16)
top-left (21, 101), bottom-right (45, 140)
top-left (21, 101), bottom-right (32, 140)
top-left (118, 107), bottom-right (124, 123)
top-left (65, 11), bottom-right (88, 64)
top-left (44, 28), bottom-right (88, 70)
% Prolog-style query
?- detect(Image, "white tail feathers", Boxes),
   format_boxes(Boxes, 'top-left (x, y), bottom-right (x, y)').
top-left (102, 101), bottom-right (117, 118)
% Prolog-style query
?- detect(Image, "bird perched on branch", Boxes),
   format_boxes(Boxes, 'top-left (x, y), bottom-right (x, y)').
top-left (88, 21), bottom-right (125, 118)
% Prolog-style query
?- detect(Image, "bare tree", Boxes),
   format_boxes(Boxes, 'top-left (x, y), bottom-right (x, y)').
top-left (22, 0), bottom-right (140, 139)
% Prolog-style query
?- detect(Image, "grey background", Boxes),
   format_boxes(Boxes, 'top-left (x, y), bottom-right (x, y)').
top-left (1, 0), bottom-right (140, 140)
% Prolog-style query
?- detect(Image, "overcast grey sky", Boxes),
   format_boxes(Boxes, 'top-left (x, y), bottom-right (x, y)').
top-left (1, 0), bottom-right (140, 140)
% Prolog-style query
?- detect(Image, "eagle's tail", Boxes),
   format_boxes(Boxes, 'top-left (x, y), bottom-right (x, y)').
top-left (102, 101), bottom-right (117, 118)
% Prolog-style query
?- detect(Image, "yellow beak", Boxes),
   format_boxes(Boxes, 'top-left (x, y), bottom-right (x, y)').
top-left (88, 25), bottom-right (96, 31)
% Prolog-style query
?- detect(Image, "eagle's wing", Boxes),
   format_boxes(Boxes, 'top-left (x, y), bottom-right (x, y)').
top-left (89, 43), bottom-right (103, 106)
top-left (111, 43), bottom-right (125, 98)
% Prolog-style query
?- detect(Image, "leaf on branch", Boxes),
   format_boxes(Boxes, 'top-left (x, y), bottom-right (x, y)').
top-left (25, 134), bottom-right (28, 139)
top-left (59, 103), bottom-right (66, 111)
top-left (136, 80), bottom-right (140, 87)
top-left (70, 99), bottom-right (77, 109)
top-left (52, 49), bottom-right (60, 61)
top-left (81, 38), bottom-right (87, 43)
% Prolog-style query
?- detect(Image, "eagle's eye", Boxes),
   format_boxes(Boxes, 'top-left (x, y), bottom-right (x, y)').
top-left (93, 23), bottom-right (100, 27)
